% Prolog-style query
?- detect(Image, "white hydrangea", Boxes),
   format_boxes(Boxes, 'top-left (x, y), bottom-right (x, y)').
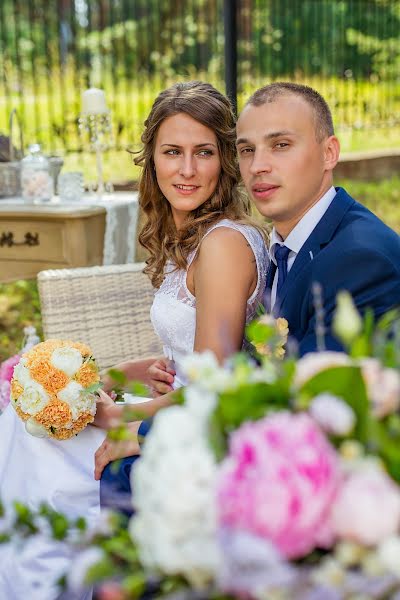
top-left (51, 346), bottom-right (83, 377)
top-left (130, 405), bottom-right (220, 588)
top-left (58, 381), bottom-right (96, 421)
top-left (18, 381), bottom-right (49, 415)
top-left (13, 357), bottom-right (31, 387)
top-left (184, 384), bottom-right (217, 424)
top-left (25, 417), bottom-right (49, 438)
top-left (179, 351), bottom-right (232, 392)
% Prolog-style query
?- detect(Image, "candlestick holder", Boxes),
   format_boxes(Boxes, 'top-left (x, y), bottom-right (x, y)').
top-left (78, 111), bottom-right (112, 197)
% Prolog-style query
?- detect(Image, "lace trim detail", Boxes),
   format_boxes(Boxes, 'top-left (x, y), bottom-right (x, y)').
top-left (154, 219), bottom-right (268, 319)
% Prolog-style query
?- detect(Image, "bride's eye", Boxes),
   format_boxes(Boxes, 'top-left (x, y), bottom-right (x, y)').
top-left (197, 149), bottom-right (213, 157)
top-left (164, 149), bottom-right (180, 156)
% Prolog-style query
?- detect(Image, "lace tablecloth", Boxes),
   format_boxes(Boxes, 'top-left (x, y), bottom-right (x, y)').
top-left (80, 192), bottom-right (139, 264)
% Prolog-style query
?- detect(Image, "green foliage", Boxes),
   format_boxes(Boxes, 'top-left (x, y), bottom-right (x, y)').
top-left (0, 279), bottom-right (42, 361)
top-left (1, 0), bottom-right (400, 160)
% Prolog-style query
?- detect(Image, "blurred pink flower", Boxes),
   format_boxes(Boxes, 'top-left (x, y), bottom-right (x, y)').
top-left (0, 353), bottom-right (20, 382)
top-left (217, 412), bottom-right (341, 559)
top-left (0, 353), bottom-right (21, 411)
top-left (332, 464), bottom-right (400, 546)
top-left (360, 358), bottom-right (400, 418)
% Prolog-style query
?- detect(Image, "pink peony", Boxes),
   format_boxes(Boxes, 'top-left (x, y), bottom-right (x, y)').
top-left (332, 464), bottom-right (400, 546)
top-left (217, 412), bottom-right (341, 559)
top-left (0, 353), bottom-right (21, 411)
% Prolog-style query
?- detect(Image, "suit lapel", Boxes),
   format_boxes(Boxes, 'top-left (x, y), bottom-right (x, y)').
top-left (274, 188), bottom-right (355, 311)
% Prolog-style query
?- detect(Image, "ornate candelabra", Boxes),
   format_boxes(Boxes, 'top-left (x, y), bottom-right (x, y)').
top-left (78, 88), bottom-right (112, 197)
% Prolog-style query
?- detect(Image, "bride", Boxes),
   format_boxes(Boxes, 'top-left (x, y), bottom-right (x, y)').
top-left (94, 80), bottom-right (269, 491)
top-left (0, 81), bottom-right (268, 599)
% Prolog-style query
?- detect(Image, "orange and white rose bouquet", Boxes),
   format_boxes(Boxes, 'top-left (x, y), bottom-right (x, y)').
top-left (10, 339), bottom-right (101, 440)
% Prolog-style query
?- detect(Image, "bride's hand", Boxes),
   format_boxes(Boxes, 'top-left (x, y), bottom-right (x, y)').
top-left (94, 421), bottom-right (141, 480)
top-left (147, 358), bottom-right (176, 396)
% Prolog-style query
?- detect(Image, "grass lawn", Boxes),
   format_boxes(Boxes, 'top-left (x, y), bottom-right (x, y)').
top-left (0, 176), bottom-right (399, 361)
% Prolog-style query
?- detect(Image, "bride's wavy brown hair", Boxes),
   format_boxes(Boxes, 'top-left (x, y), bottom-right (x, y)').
top-left (135, 80), bottom-right (265, 288)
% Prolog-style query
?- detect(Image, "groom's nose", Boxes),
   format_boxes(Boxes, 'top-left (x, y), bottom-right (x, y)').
top-left (248, 149), bottom-right (273, 175)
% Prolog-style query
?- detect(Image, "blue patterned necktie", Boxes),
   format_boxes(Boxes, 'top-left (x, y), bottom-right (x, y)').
top-left (275, 244), bottom-right (291, 296)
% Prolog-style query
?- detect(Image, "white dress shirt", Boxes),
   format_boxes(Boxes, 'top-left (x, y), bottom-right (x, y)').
top-left (270, 186), bottom-right (337, 308)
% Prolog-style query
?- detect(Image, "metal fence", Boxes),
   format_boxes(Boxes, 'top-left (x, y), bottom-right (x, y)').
top-left (0, 0), bottom-right (399, 158)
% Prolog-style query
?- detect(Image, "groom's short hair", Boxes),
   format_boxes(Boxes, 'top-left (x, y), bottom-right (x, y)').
top-left (246, 82), bottom-right (334, 142)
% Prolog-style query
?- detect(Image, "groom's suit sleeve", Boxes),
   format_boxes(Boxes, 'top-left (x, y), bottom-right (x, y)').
top-left (298, 245), bottom-right (400, 356)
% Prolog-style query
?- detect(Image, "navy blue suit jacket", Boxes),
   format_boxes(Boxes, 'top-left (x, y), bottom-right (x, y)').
top-left (266, 187), bottom-right (400, 356)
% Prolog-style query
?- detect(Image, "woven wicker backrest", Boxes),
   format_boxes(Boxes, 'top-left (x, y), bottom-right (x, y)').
top-left (37, 264), bottom-right (163, 371)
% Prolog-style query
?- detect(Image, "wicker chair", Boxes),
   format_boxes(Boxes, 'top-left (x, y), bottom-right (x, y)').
top-left (37, 263), bottom-right (163, 371)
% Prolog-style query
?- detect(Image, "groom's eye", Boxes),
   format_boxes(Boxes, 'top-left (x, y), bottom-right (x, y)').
top-left (238, 147), bottom-right (253, 154)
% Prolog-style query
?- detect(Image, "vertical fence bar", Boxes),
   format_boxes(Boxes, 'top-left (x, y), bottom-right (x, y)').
top-left (223, 0), bottom-right (237, 115)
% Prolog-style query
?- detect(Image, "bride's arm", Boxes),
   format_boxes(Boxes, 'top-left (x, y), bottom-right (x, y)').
top-left (96, 227), bottom-right (256, 427)
top-left (93, 228), bottom-right (257, 473)
top-left (192, 226), bottom-right (257, 360)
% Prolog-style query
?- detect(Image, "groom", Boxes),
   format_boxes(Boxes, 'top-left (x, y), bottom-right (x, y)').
top-left (151, 82), bottom-right (400, 394)
top-left (234, 82), bottom-right (400, 355)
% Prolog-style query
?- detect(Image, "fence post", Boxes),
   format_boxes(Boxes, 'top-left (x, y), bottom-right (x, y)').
top-left (223, 0), bottom-right (238, 116)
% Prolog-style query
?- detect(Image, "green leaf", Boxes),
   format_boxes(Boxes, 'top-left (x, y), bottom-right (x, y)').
top-left (83, 382), bottom-right (102, 394)
top-left (107, 369), bottom-right (127, 386)
top-left (122, 573), bottom-right (146, 597)
top-left (127, 381), bottom-right (149, 397)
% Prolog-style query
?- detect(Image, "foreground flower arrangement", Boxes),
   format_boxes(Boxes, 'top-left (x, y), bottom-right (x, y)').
top-left (1, 294), bottom-right (400, 599)
top-left (10, 338), bottom-right (100, 439)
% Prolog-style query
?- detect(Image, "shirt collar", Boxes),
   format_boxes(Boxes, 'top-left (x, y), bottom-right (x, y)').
top-left (269, 186), bottom-right (336, 263)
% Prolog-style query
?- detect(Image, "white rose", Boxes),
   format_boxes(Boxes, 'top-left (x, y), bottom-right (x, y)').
top-left (58, 381), bottom-right (95, 421)
top-left (25, 417), bottom-right (49, 438)
top-left (18, 381), bottom-right (49, 415)
top-left (51, 346), bottom-right (83, 377)
top-left (13, 358), bottom-right (31, 387)
top-left (309, 393), bottom-right (355, 436)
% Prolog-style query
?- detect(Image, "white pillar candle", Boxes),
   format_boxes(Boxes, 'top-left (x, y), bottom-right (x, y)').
top-left (81, 88), bottom-right (109, 114)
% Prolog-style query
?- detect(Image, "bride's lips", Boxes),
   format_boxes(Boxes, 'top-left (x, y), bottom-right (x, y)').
top-left (173, 184), bottom-right (200, 196)
top-left (251, 183), bottom-right (280, 200)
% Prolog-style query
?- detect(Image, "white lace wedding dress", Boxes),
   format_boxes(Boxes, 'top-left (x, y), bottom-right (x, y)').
top-left (0, 218), bottom-right (267, 600)
top-left (151, 219), bottom-right (268, 386)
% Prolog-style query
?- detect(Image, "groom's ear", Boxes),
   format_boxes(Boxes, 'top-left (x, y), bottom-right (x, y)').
top-left (323, 135), bottom-right (340, 172)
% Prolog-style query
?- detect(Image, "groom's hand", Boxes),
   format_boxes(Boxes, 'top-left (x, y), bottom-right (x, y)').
top-left (147, 358), bottom-right (175, 396)
top-left (94, 421), bottom-right (141, 480)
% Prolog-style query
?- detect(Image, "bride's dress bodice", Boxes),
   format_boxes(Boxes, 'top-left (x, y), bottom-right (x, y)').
top-left (150, 219), bottom-right (268, 387)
